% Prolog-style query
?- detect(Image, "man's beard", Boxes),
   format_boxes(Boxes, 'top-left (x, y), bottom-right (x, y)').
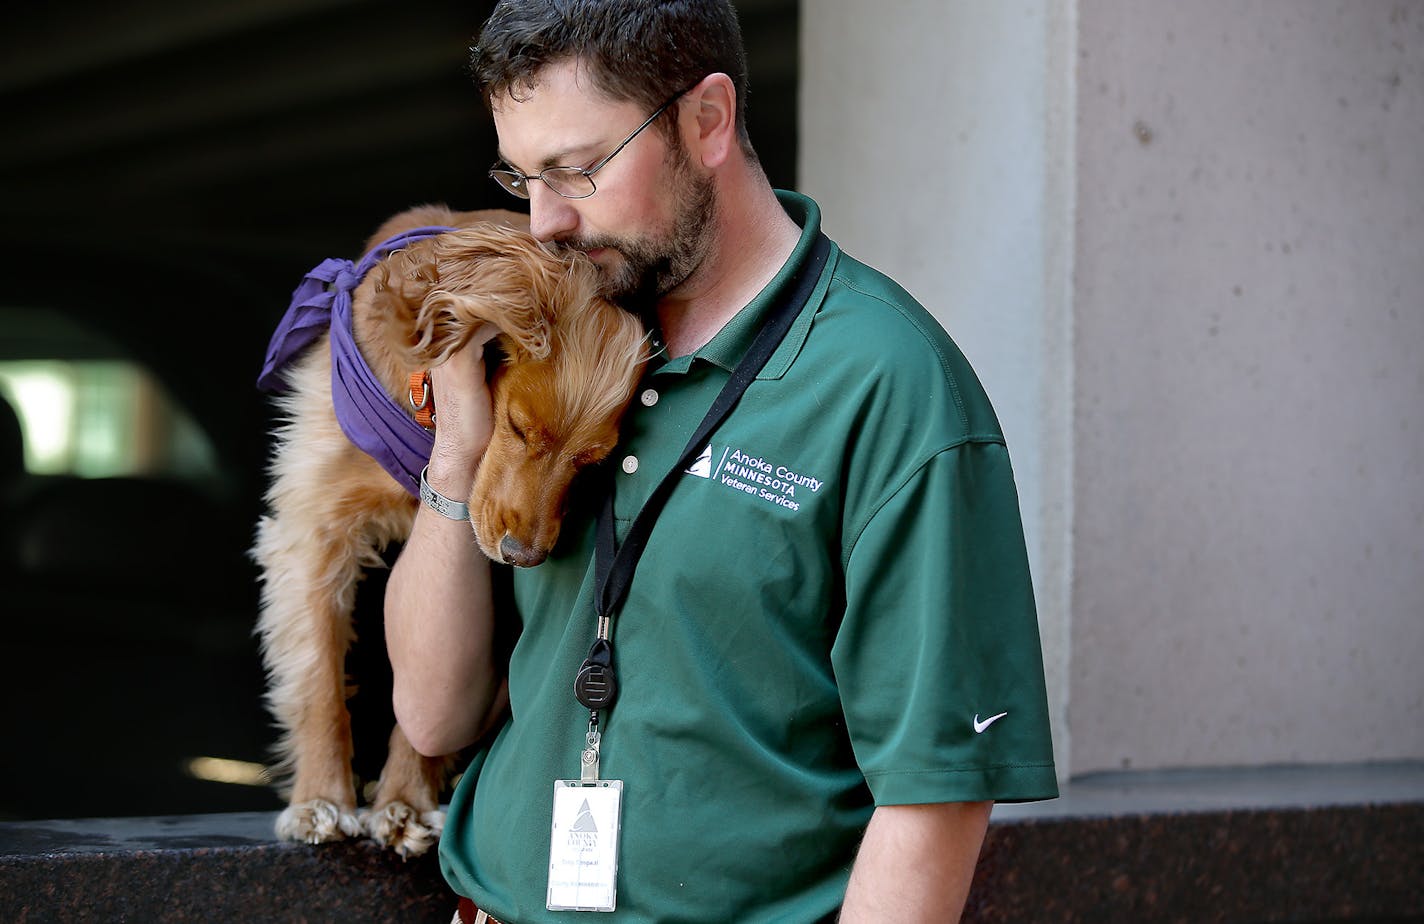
top-left (561, 146), bottom-right (716, 311)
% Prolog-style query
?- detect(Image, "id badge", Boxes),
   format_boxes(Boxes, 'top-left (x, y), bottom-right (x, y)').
top-left (547, 779), bottom-right (623, 911)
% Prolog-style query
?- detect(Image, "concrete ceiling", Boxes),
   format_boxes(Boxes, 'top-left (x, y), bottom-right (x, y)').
top-left (0, 0), bottom-right (799, 272)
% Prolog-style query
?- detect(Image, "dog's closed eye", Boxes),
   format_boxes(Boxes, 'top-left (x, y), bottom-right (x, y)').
top-left (569, 445), bottom-right (613, 468)
top-left (506, 407), bottom-right (557, 458)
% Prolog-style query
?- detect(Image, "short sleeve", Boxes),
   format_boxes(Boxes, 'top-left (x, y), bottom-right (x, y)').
top-left (831, 438), bottom-right (1059, 805)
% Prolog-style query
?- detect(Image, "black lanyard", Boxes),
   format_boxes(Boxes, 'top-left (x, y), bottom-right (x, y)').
top-left (573, 232), bottom-right (832, 716)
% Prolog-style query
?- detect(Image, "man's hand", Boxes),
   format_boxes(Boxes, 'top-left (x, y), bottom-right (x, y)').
top-left (425, 322), bottom-right (502, 487)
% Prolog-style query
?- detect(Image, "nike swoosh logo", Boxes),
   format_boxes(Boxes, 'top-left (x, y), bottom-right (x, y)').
top-left (973, 712), bottom-right (1008, 734)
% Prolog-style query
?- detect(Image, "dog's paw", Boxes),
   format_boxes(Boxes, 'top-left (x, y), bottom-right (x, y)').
top-left (362, 801), bottom-right (445, 858)
top-left (275, 799), bottom-right (364, 845)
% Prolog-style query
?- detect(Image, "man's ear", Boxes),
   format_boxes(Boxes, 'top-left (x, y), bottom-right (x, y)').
top-left (686, 72), bottom-right (738, 169)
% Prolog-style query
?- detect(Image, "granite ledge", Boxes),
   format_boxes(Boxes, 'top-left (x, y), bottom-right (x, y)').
top-left (2, 762), bottom-right (1421, 924)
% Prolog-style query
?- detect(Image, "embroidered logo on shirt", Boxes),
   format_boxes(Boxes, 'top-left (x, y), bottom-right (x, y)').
top-left (973, 712), bottom-right (1008, 734)
top-left (685, 444), bottom-right (712, 478)
top-left (686, 443), bottom-right (824, 513)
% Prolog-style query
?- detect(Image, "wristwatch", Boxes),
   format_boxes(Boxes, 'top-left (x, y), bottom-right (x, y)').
top-left (419, 465), bottom-right (471, 520)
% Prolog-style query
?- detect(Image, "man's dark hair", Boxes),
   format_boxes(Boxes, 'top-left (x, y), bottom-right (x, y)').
top-left (471, 0), bottom-right (756, 157)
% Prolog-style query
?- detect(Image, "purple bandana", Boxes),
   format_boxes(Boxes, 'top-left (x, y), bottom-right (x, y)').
top-left (256, 225), bottom-right (456, 498)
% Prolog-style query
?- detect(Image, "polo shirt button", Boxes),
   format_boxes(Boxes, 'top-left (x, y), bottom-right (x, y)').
top-left (621, 455), bottom-right (639, 474)
top-left (640, 388), bottom-right (659, 407)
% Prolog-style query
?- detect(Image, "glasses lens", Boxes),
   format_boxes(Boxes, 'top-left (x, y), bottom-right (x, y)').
top-left (490, 169), bottom-right (530, 199)
top-left (541, 167), bottom-right (596, 199)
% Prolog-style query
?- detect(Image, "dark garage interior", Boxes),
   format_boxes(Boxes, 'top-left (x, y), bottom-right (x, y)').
top-left (0, 0), bottom-right (798, 822)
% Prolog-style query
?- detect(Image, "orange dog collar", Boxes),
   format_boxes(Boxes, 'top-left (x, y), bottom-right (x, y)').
top-left (408, 370), bottom-right (436, 429)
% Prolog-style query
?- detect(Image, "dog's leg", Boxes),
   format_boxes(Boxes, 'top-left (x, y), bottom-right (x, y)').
top-left (364, 724), bottom-right (452, 857)
top-left (254, 511), bottom-right (366, 846)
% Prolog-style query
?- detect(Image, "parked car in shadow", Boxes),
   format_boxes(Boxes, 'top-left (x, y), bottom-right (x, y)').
top-left (0, 244), bottom-right (289, 820)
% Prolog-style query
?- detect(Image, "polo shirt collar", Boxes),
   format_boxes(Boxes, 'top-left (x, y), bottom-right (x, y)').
top-left (651, 190), bottom-right (832, 378)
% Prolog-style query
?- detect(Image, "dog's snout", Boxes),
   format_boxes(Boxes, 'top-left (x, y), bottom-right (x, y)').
top-left (499, 533), bottom-right (548, 568)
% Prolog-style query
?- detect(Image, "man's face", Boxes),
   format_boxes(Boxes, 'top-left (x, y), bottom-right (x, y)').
top-left (491, 61), bottom-right (715, 309)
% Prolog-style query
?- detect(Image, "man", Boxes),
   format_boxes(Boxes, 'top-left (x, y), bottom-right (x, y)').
top-left (385, 2), bottom-right (1058, 921)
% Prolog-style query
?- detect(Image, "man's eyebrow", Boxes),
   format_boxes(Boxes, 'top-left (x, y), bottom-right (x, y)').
top-left (495, 143), bottom-right (600, 174)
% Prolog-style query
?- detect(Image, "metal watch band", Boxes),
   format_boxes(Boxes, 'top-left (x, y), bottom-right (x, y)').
top-left (419, 465), bottom-right (470, 520)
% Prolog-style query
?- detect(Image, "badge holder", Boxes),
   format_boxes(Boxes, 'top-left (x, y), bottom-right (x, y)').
top-left (548, 707), bottom-right (622, 912)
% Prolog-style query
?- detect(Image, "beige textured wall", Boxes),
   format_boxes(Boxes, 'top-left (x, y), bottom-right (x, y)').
top-left (1071, 0), bottom-right (1424, 773)
top-left (801, 0), bottom-right (1424, 777)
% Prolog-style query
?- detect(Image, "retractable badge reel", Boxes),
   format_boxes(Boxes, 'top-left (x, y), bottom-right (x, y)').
top-left (575, 637), bottom-right (617, 712)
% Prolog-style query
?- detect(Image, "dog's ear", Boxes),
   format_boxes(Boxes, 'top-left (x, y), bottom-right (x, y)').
top-left (412, 225), bottom-right (576, 367)
top-left (353, 236), bottom-right (449, 369)
top-left (353, 205), bottom-right (466, 323)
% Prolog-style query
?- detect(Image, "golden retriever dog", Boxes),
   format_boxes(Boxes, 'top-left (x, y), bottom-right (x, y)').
top-left (252, 203), bottom-right (647, 856)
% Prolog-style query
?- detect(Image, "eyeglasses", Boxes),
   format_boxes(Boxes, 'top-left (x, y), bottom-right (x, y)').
top-left (489, 84), bottom-right (695, 200)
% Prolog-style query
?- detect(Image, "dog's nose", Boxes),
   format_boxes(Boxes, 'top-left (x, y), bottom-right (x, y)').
top-left (499, 534), bottom-right (548, 568)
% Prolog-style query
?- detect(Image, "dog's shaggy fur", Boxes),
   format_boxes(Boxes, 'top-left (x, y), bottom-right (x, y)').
top-left (252, 204), bottom-right (647, 855)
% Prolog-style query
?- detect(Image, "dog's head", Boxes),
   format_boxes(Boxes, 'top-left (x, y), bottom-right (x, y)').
top-left (415, 225), bottom-right (649, 567)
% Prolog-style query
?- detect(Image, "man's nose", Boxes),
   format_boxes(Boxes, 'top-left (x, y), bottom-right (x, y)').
top-left (527, 181), bottom-right (579, 243)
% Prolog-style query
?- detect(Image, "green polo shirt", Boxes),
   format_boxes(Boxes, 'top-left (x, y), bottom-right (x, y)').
top-left (440, 191), bottom-right (1057, 923)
